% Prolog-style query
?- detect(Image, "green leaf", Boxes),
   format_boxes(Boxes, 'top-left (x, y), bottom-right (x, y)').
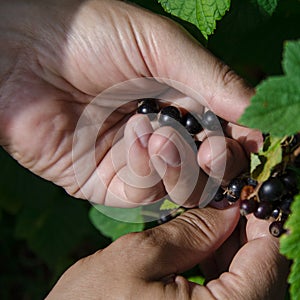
top-left (240, 76), bottom-right (300, 137)
top-left (250, 136), bottom-right (282, 182)
top-left (283, 40), bottom-right (300, 77)
top-left (240, 39), bottom-right (300, 137)
top-left (187, 275), bottom-right (205, 285)
top-left (250, 152), bottom-right (262, 174)
top-left (160, 199), bottom-right (180, 210)
top-left (158, 0), bottom-right (230, 39)
top-left (253, 0), bottom-right (279, 15)
top-left (280, 194), bottom-right (300, 300)
top-left (89, 205), bottom-right (144, 241)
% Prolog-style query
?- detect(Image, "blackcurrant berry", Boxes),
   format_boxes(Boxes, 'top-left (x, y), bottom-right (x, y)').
top-left (258, 177), bottom-right (284, 202)
top-left (158, 106), bottom-right (182, 127)
top-left (137, 99), bottom-right (159, 120)
top-left (201, 110), bottom-right (220, 131)
top-left (271, 207), bottom-right (280, 219)
top-left (240, 198), bottom-right (258, 216)
top-left (246, 177), bottom-right (258, 187)
top-left (279, 169), bottom-right (298, 195)
top-left (181, 112), bottom-right (203, 135)
top-left (269, 221), bottom-right (286, 237)
top-left (279, 197), bottom-right (293, 215)
top-left (226, 178), bottom-right (246, 202)
top-left (254, 202), bottom-right (273, 219)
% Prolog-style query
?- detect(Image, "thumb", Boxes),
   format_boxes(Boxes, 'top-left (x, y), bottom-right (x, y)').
top-left (143, 17), bottom-right (254, 122)
top-left (114, 204), bottom-right (240, 280)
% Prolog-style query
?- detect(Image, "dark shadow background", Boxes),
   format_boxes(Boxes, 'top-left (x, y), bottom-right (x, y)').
top-left (1, 0), bottom-right (300, 298)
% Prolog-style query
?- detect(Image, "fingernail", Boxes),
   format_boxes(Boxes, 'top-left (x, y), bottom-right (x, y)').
top-left (134, 116), bottom-right (153, 148)
top-left (157, 135), bottom-right (182, 167)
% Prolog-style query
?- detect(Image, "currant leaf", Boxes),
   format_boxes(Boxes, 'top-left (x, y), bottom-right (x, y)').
top-left (250, 136), bottom-right (283, 183)
top-left (89, 205), bottom-right (144, 241)
top-left (283, 40), bottom-right (300, 78)
top-left (253, 0), bottom-right (279, 15)
top-left (240, 39), bottom-right (300, 137)
top-left (280, 194), bottom-right (300, 300)
top-left (158, 0), bottom-right (230, 39)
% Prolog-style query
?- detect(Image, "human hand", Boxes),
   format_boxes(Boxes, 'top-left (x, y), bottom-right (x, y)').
top-left (46, 204), bottom-right (289, 300)
top-left (0, 0), bottom-right (262, 207)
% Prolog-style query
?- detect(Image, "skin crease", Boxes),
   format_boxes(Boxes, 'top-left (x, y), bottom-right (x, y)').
top-left (0, 0), bottom-right (261, 207)
top-left (46, 205), bottom-right (290, 300)
top-left (0, 0), bottom-right (289, 299)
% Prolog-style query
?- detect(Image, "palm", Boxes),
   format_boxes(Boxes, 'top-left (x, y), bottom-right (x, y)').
top-left (1, 0), bottom-right (260, 207)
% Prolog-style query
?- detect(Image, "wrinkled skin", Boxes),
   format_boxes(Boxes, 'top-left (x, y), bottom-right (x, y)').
top-left (0, 1), bottom-right (289, 299)
top-left (47, 205), bottom-right (289, 300)
top-left (0, 0), bottom-right (261, 207)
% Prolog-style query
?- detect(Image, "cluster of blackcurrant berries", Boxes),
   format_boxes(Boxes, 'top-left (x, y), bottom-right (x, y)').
top-left (136, 98), bottom-right (226, 150)
top-left (136, 98), bottom-right (300, 237)
top-left (213, 168), bottom-right (299, 237)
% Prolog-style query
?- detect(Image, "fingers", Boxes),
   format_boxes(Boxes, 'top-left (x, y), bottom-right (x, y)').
top-left (205, 215), bottom-right (290, 300)
top-left (148, 125), bottom-right (208, 207)
top-left (141, 15), bottom-right (255, 122)
top-left (197, 135), bottom-right (249, 185)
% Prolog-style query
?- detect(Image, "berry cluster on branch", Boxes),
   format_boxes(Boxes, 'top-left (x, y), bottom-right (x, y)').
top-left (136, 99), bottom-right (300, 237)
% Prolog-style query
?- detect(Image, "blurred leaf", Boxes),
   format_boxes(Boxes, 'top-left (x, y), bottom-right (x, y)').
top-left (240, 76), bottom-right (300, 137)
top-left (160, 199), bottom-right (180, 210)
top-left (89, 205), bottom-right (145, 241)
top-left (280, 194), bottom-right (300, 300)
top-left (187, 275), bottom-right (205, 285)
top-left (253, 0), bottom-right (279, 15)
top-left (283, 40), bottom-right (300, 77)
top-left (158, 0), bottom-right (230, 39)
top-left (250, 136), bottom-right (283, 182)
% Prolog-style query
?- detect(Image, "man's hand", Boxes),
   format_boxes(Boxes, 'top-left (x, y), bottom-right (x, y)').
top-left (0, 0), bottom-right (262, 207)
top-left (46, 204), bottom-right (289, 300)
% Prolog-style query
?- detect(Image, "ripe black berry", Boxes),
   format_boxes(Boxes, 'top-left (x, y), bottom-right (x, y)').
top-left (226, 178), bottom-right (246, 202)
top-left (269, 221), bottom-right (286, 237)
top-left (240, 198), bottom-right (258, 216)
top-left (158, 106), bottom-right (182, 127)
top-left (137, 99), bottom-right (159, 120)
top-left (246, 177), bottom-right (258, 187)
top-left (181, 112), bottom-right (203, 135)
top-left (279, 169), bottom-right (298, 195)
top-left (254, 202), bottom-right (273, 219)
top-left (271, 207), bottom-right (280, 219)
top-left (258, 177), bottom-right (285, 202)
top-left (201, 110), bottom-right (220, 131)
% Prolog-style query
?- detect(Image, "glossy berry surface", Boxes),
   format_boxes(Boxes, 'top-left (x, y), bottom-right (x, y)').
top-left (158, 106), bottom-right (182, 126)
top-left (137, 99), bottom-right (159, 120)
top-left (240, 198), bottom-right (258, 216)
top-left (258, 177), bottom-right (284, 202)
top-left (201, 110), bottom-right (220, 131)
top-left (246, 177), bottom-right (258, 187)
top-left (226, 178), bottom-right (245, 202)
top-left (181, 112), bottom-right (202, 135)
top-left (254, 202), bottom-right (273, 219)
top-left (279, 170), bottom-right (298, 194)
top-left (269, 221), bottom-right (286, 237)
